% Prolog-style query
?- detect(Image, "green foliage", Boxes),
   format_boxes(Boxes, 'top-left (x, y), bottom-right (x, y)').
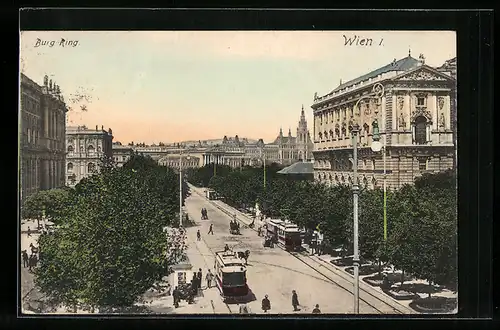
top-left (192, 163), bottom-right (457, 288)
top-left (34, 154), bottom-right (189, 310)
top-left (22, 188), bottom-right (72, 225)
top-left (35, 166), bottom-right (185, 309)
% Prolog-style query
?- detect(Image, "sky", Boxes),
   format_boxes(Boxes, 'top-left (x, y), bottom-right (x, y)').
top-left (20, 31), bottom-right (456, 144)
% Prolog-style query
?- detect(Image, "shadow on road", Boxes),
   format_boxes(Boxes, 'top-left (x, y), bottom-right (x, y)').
top-left (224, 288), bottom-right (257, 305)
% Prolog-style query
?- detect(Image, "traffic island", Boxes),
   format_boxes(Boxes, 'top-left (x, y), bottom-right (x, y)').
top-left (383, 289), bottom-right (420, 301)
top-left (362, 272), bottom-right (412, 287)
top-left (409, 297), bottom-right (457, 314)
top-left (344, 265), bottom-right (379, 276)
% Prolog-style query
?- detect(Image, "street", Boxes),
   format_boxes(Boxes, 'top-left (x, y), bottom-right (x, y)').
top-left (183, 189), bottom-right (380, 314)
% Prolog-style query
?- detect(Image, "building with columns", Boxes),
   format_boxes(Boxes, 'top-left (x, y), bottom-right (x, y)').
top-left (65, 125), bottom-right (113, 186)
top-left (112, 142), bottom-right (134, 167)
top-left (20, 73), bottom-right (68, 202)
top-left (311, 53), bottom-right (456, 189)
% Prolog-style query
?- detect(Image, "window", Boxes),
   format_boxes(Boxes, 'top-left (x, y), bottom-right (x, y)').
top-left (87, 163), bottom-right (96, 173)
top-left (67, 163), bottom-right (73, 171)
top-left (419, 158), bottom-right (427, 171)
top-left (80, 146), bottom-right (84, 153)
top-left (415, 116), bottom-right (427, 145)
top-left (417, 96), bottom-right (425, 106)
top-left (372, 159), bottom-right (376, 170)
top-left (88, 145), bottom-right (95, 153)
top-left (27, 128), bottom-right (31, 143)
top-left (68, 145), bottom-right (74, 153)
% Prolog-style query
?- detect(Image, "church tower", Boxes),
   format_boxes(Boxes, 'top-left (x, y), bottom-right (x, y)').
top-left (296, 105), bottom-right (312, 161)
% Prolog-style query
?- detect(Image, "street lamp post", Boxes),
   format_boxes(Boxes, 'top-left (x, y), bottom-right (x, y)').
top-left (352, 82), bottom-right (385, 314)
top-left (179, 149), bottom-right (191, 228)
top-left (260, 147), bottom-right (267, 189)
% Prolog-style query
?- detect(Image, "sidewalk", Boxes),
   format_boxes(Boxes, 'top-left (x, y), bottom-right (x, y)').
top-left (183, 223), bottom-right (233, 314)
top-left (189, 185), bottom-right (417, 314)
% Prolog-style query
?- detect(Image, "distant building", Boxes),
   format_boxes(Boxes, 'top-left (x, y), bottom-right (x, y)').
top-left (112, 142), bottom-right (134, 167)
top-left (20, 73), bottom-right (67, 202)
top-left (65, 125), bottom-right (113, 186)
top-left (202, 107), bottom-right (314, 167)
top-left (311, 53), bottom-right (456, 189)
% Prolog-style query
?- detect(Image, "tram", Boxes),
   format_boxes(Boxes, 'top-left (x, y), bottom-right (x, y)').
top-left (214, 250), bottom-right (249, 301)
top-left (265, 219), bottom-right (302, 251)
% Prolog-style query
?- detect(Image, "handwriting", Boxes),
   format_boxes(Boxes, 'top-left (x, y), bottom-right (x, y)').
top-left (343, 35), bottom-right (383, 47)
top-left (34, 38), bottom-right (79, 48)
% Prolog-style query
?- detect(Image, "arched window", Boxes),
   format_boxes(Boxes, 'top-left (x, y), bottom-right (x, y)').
top-left (87, 145), bottom-right (95, 153)
top-left (87, 163), bottom-right (95, 173)
top-left (363, 176), bottom-right (368, 187)
top-left (80, 145), bottom-right (84, 153)
top-left (67, 163), bottom-right (73, 171)
top-left (97, 146), bottom-right (102, 152)
top-left (415, 116), bottom-right (427, 145)
top-left (67, 145), bottom-right (74, 153)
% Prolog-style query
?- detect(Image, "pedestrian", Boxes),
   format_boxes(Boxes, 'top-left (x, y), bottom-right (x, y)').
top-left (21, 250), bottom-right (28, 268)
top-left (189, 279), bottom-right (196, 303)
top-left (28, 254), bottom-right (34, 272)
top-left (205, 269), bottom-right (214, 288)
top-left (197, 230), bottom-right (201, 241)
top-left (173, 286), bottom-right (180, 308)
top-left (208, 224), bottom-right (214, 235)
top-left (292, 290), bottom-right (300, 311)
top-left (261, 294), bottom-right (271, 313)
top-left (197, 268), bottom-right (203, 291)
top-left (27, 226), bottom-right (32, 237)
top-left (312, 304), bottom-right (321, 314)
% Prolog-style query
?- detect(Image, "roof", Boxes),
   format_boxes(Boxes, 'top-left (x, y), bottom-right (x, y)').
top-left (272, 136), bottom-right (297, 144)
top-left (331, 55), bottom-right (421, 93)
top-left (277, 161), bottom-right (314, 175)
top-left (222, 266), bottom-right (246, 273)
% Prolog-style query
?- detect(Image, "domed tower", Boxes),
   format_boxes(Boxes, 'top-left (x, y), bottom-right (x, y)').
top-left (296, 105), bottom-right (311, 161)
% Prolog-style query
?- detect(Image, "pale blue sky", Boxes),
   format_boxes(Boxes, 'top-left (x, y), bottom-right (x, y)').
top-left (20, 31), bottom-right (456, 144)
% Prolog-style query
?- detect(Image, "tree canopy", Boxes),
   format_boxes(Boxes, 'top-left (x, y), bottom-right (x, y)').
top-left (188, 164), bottom-right (457, 288)
top-left (34, 155), bottom-right (188, 310)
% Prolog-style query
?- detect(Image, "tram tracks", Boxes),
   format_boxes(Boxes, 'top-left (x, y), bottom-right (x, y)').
top-left (289, 251), bottom-right (406, 314)
top-left (189, 186), bottom-right (411, 314)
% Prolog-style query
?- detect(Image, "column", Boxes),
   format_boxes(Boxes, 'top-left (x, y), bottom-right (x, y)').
top-left (432, 94), bottom-right (438, 130)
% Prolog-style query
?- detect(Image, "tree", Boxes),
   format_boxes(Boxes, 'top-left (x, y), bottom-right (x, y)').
top-left (22, 188), bottom-right (72, 227)
top-left (35, 165), bottom-right (185, 310)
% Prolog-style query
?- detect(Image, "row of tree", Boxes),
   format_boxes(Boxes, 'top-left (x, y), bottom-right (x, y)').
top-left (24, 154), bottom-right (189, 311)
top-left (187, 165), bottom-right (457, 290)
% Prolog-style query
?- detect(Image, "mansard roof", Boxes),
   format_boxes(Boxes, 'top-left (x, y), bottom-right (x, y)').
top-left (331, 55), bottom-right (421, 93)
top-left (272, 136), bottom-right (296, 144)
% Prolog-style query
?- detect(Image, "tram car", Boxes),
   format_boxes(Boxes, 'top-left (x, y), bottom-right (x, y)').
top-left (214, 250), bottom-right (249, 301)
top-left (265, 219), bottom-right (302, 251)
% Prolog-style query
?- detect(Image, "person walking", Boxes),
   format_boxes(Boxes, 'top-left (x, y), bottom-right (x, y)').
top-left (312, 304), bottom-right (321, 314)
top-left (205, 269), bottom-right (214, 288)
top-left (292, 290), bottom-right (300, 311)
top-left (197, 230), bottom-right (201, 241)
top-left (173, 286), bottom-right (180, 308)
top-left (27, 226), bottom-right (32, 237)
top-left (208, 224), bottom-right (214, 235)
top-left (197, 268), bottom-right (203, 292)
top-left (261, 294), bottom-right (271, 313)
top-left (21, 250), bottom-right (29, 268)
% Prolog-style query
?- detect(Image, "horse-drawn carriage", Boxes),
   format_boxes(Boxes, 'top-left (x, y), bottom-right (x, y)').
top-left (229, 220), bottom-right (240, 235)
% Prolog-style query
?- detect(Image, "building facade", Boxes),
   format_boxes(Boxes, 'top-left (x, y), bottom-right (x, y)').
top-left (201, 107), bottom-right (314, 168)
top-left (112, 142), bottom-right (134, 167)
top-left (20, 74), bottom-right (67, 202)
top-left (65, 125), bottom-right (113, 186)
top-left (312, 54), bottom-right (456, 189)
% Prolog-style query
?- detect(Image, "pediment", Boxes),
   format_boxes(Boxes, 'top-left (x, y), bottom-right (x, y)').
top-left (395, 67), bottom-right (450, 82)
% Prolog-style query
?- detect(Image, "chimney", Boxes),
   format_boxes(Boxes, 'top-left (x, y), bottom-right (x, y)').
top-left (96, 125), bottom-right (98, 131)
top-left (101, 125), bottom-right (104, 130)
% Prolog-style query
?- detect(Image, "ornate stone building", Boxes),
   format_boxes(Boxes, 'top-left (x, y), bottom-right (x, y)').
top-left (312, 53), bottom-right (456, 189)
top-left (65, 125), bottom-right (113, 186)
top-left (20, 74), bottom-right (67, 202)
top-left (202, 107), bottom-right (314, 167)
top-left (112, 142), bottom-right (134, 167)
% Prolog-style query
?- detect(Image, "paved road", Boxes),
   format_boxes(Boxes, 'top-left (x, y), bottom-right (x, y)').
top-left (184, 191), bottom-right (380, 314)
